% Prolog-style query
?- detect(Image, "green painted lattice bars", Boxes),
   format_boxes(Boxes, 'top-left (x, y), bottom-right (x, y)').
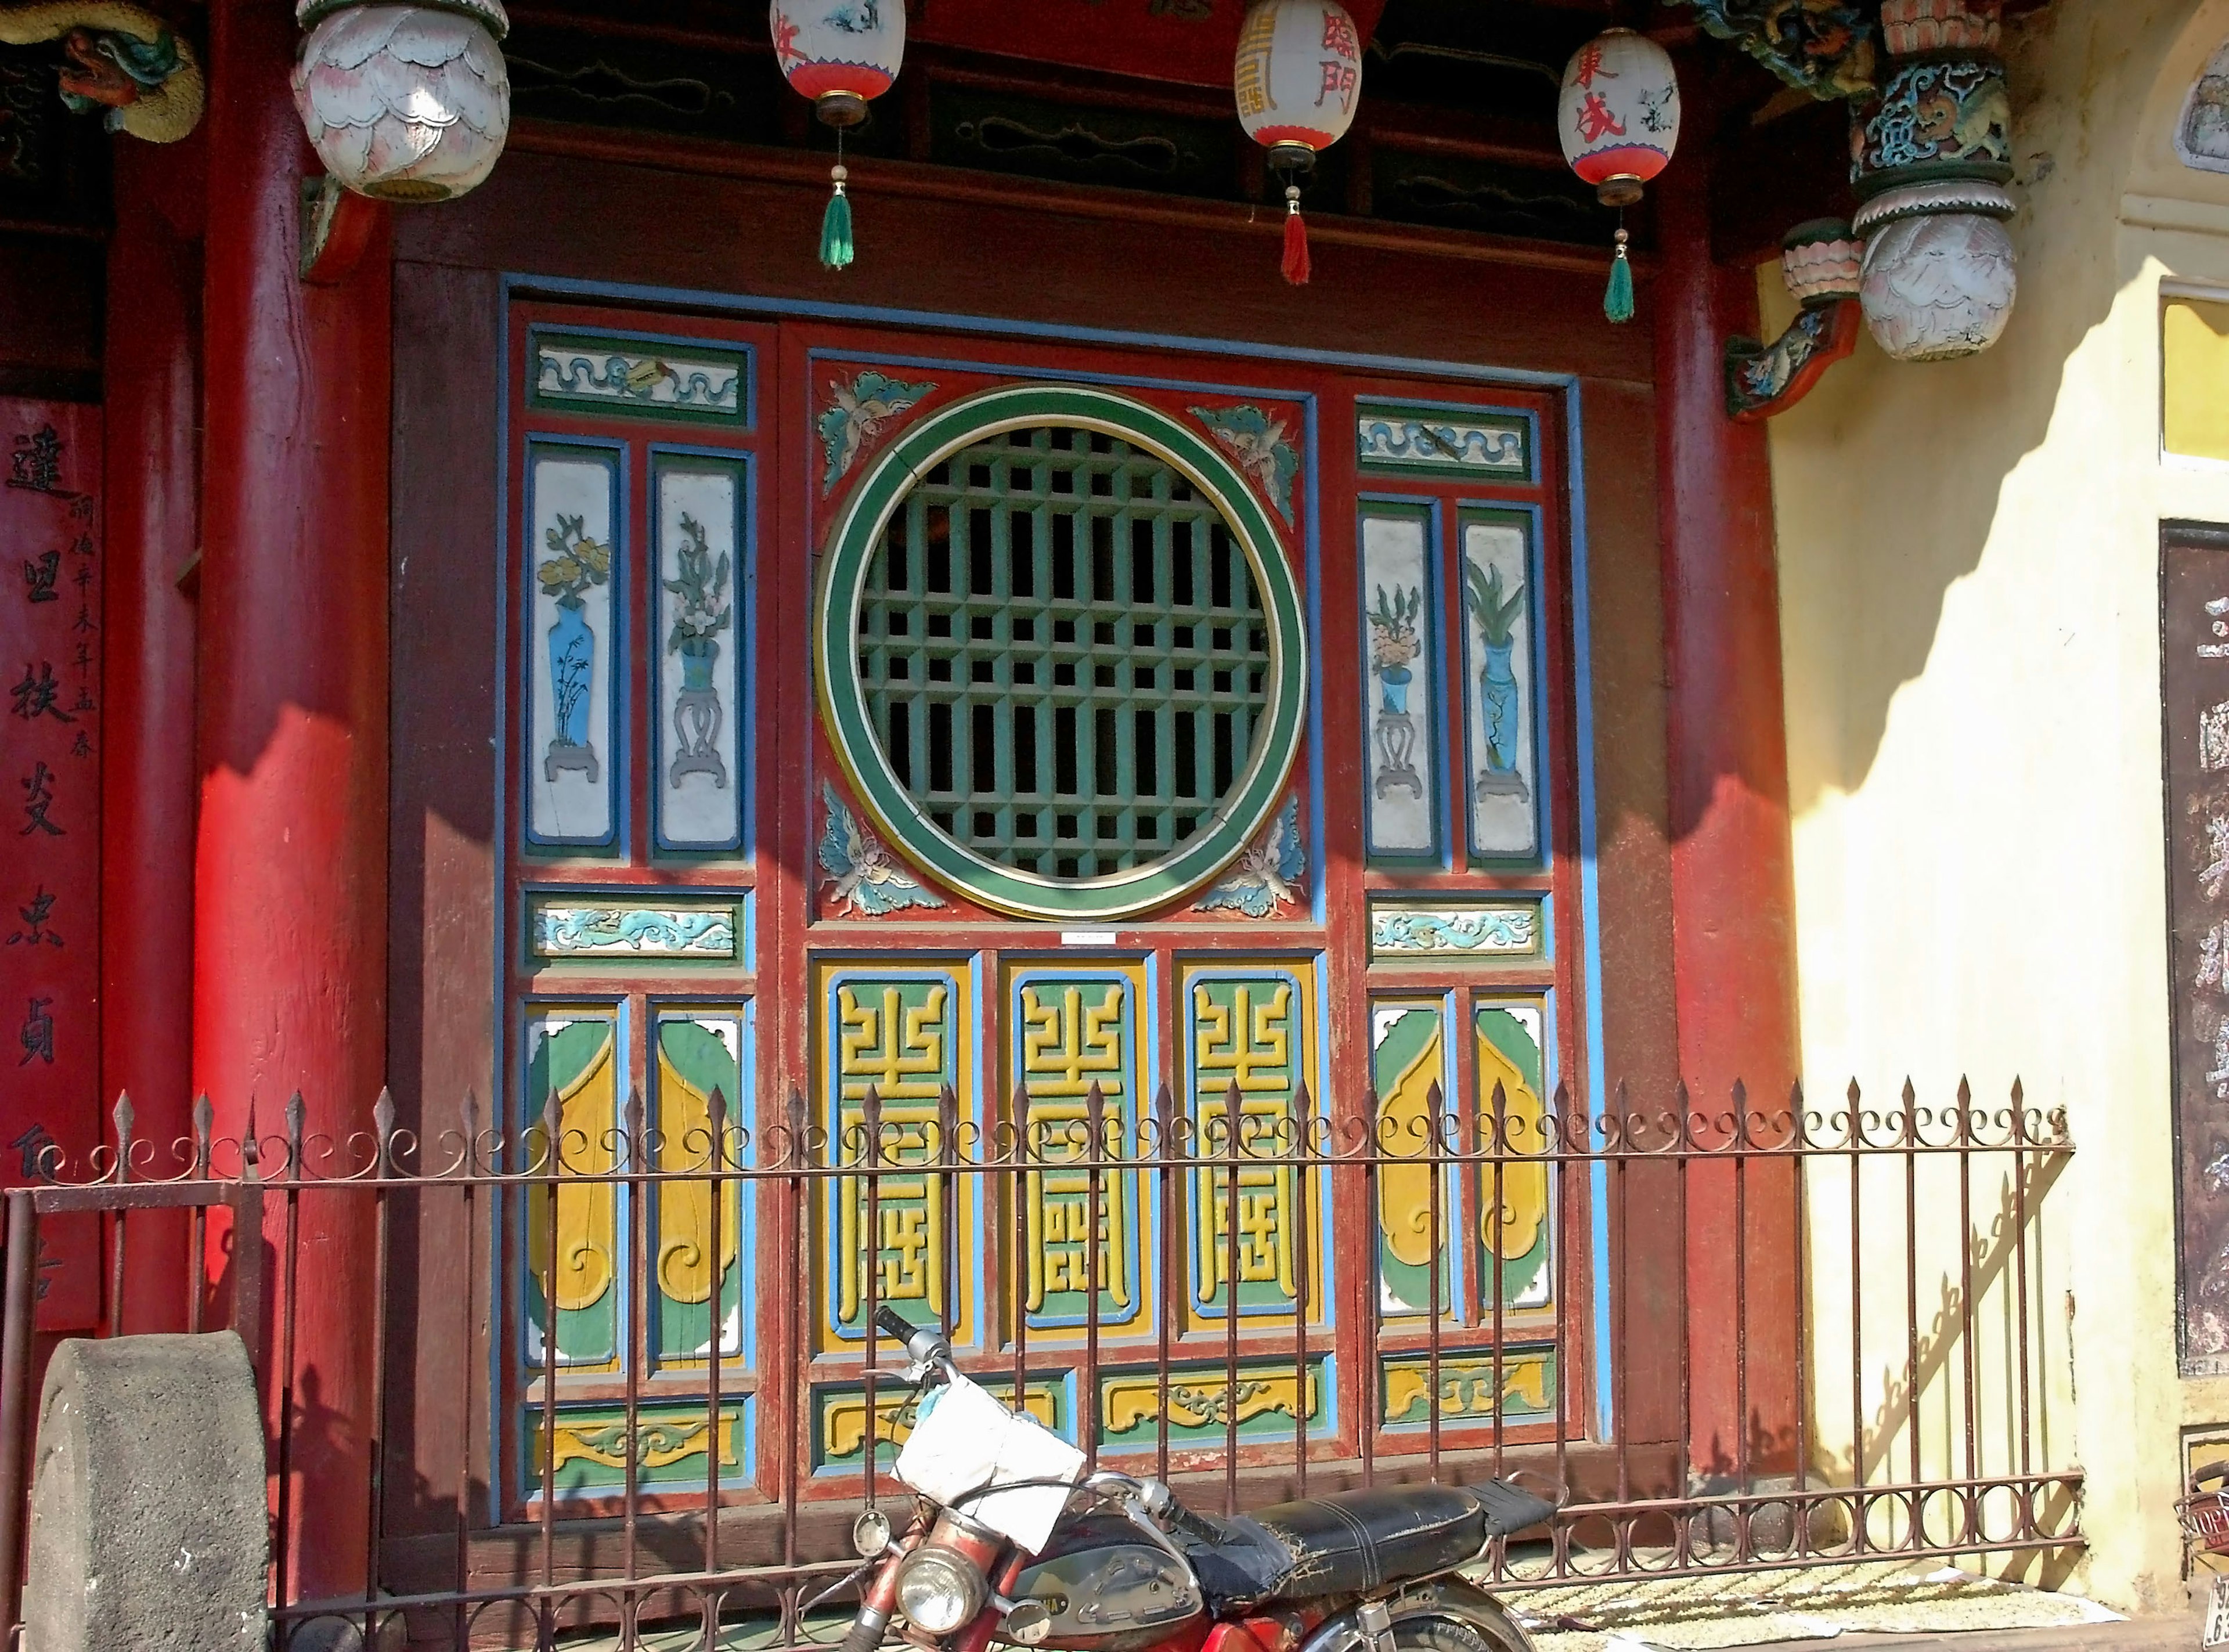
top-left (819, 386), bottom-right (1308, 919)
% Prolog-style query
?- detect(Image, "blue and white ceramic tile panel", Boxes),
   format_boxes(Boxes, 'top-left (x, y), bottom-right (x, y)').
top-left (1359, 510), bottom-right (1440, 860)
top-left (529, 446), bottom-right (621, 846)
top-left (654, 457), bottom-right (745, 851)
top-left (1460, 517), bottom-right (1538, 860)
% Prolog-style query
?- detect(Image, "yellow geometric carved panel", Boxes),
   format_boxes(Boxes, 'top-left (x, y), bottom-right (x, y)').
top-left (1181, 961), bottom-right (1325, 1334)
top-left (813, 964), bottom-right (977, 1351)
top-left (1002, 964), bottom-right (1149, 1340)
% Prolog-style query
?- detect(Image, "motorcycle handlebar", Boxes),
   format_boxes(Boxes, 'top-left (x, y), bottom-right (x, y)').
top-left (871, 1307), bottom-right (955, 1382)
top-left (1137, 1478), bottom-right (1222, 1546)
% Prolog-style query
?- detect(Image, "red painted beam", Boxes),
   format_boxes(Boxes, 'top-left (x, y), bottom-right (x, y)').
top-left (1653, 137), bottom-right (1804, 1484)
top-left (196, 0), bottom-right (392, 1605)
top-left (912, 0), bottom-right (1388, 90)
top-left (101, 136), bottom-right (205, 1334)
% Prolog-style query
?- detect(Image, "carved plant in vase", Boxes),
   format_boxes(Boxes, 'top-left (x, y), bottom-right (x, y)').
top-left (663, 513), bottom-right (732, 788)
top-left (1367, 584), bottom-right (1424, 800)
top-left (1463, 558), bottom-right (1530, 802)
top-left (538, 514), bottom-right (611, 783)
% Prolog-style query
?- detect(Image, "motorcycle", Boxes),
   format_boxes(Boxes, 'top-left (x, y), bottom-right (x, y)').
top-left (829, 1307), bottom-right (1555, 1652)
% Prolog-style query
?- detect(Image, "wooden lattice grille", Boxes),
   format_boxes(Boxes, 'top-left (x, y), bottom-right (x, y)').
top-left (853, 424), bottom-right (1273, 878)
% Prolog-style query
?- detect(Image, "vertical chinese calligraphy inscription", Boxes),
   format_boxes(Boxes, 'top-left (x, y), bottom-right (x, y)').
top-left (0, 401), bottom-right (101, 1329)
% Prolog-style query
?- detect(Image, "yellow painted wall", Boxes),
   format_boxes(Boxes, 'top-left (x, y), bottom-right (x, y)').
top-left (1762, 0), bottom-right (2229, 1613)
top-left (2166, 297), bottom-right (2229, 460)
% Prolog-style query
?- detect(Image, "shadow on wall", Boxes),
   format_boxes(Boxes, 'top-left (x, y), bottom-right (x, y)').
top-left (1766, 0), bottom-right (2229, 809)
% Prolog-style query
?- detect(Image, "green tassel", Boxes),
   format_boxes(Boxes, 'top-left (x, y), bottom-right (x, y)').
top-left (1604, 229), bottom-right (1634, 324)
top-left (820, 171), bottom-right (854, 272)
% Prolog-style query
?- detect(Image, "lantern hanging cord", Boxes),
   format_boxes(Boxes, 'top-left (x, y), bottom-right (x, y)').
top-left (821, 125), bottom-right (854, 272)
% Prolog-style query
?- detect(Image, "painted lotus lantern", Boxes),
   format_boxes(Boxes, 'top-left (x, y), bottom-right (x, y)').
top-left (1854, 182), bottom-right (2017, 361)
top-left (771, 1), bottom-right (907, 270)
top-left (291, 0), bottom-right (511, 203)
top-left (1559, 28), bottom-right (1679, 323)
top-left (1233, 0), bottom-right (1364, 286)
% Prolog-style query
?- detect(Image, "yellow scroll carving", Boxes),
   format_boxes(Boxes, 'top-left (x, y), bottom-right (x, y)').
top-left (1376, 1023), bottom-right (1444, 1271)
top-left (1382, 1354), bottom-right (1552, 1424)
top-left (1476, 1028), bottom-right (1548, 1264)
top-left (527, 1029), bottom-right (618, 1316)
top-left (1103, 1369), bottom-right (1315, 1435)
top-left (824, 1384), bottom-right (1060, 1461)
top-left (655, 1041), bottom-right (741, 1311)
top-left (536, 1412), bottom-right (740, 1474)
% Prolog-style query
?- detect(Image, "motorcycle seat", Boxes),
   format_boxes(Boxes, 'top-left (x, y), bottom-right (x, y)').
top-left (1175, 1481), bottom-right (1554, 1610)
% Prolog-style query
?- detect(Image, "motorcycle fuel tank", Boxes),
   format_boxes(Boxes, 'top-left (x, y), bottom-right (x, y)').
top-left (1012, 1525), bottom-right (1206, 1652)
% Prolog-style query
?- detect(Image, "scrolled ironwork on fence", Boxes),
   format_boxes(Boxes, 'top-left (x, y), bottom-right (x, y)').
top-left (0, 1076), bottom-right (2079, 1651)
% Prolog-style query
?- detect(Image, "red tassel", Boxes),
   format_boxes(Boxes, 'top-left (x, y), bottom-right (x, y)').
top-left (1281, 186), bottom-right (1311, 286)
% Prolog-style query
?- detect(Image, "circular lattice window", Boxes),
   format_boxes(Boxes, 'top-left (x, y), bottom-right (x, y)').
top-left (817, 385), bottom-right (1308, 920)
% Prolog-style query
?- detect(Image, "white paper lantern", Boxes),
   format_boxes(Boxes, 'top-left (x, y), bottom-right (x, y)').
top-left (1233, 0), bottom-right (1363, 286)
top-left (1558, 27), bottom-right (1680, 208)
top-left (771, 0), bottom-right (906, 117)
top-left (293, 0), bottom-right (510, 204)
top-left (1233, 0), bottom-right (1364, 162)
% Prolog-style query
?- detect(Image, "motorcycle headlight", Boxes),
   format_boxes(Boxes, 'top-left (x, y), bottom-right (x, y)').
top-left (896, 1543), bottom-right (986, 1636)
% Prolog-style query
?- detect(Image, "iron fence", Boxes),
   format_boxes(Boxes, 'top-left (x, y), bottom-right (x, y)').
top-left (0, 1077), bottom-right (2080, 1650)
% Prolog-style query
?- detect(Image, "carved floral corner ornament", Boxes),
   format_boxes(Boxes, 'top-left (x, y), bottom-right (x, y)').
top-left (818, 370), bottom-right (935, 496)
top-left (817, 780), bottom-right (945, 918)
top-left (0, 2), bottom-right (205, 142)
top-left (1191, 403), bottom-right (1298, 525)
top-left (1195, 795), bottom-right (1305, 919)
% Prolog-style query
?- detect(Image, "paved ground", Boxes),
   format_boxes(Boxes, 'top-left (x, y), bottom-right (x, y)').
top-left (1832, 1618), bottom-right (2203, 1649)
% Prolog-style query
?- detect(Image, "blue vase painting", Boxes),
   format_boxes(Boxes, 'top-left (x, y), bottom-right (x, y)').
top-left (1478, 640), bottom-right (1525, 788)
top-left (539, 510), bottom-right (611, 786)
top-left (1367, 583), bottom-right (1425, 805)
top-left (663, 509), bottom-right (733, 793)
top-left (1462, 544), bottom-right (1532, 825)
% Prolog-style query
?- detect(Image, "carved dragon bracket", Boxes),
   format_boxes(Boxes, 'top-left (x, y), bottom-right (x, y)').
top-left (1685, 0), bottom-right (2017, 419)
top-left (0, 2), bottom-right (203, 142)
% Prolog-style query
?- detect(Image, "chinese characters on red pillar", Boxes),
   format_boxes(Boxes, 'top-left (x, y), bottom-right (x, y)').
top-left (0, 402), bottom-right (101, 1329)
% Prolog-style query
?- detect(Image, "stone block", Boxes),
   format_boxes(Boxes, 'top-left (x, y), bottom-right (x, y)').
top-left (23, 1331), bottom-right (266, 1652)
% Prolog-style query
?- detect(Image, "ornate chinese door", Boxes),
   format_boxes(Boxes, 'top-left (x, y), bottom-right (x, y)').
top-left (499, 300), bottom-right (1593, 1518)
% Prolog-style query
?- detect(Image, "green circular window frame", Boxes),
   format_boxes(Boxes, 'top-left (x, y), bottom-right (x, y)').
top-left (816, 384), bottom-right (1310, 922)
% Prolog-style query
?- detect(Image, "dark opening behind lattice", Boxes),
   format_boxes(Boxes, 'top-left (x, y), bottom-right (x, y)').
top-left (853, 425), bottom-right (1276, 879)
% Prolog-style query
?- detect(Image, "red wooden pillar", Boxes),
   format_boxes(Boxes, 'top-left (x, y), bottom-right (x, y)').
top-left (1653, 140), bottom-right (1804, 1483)
top-left (102, 136), bottom-right (206, 1335)
top-left (195, 0), bottom-right (392, 1606)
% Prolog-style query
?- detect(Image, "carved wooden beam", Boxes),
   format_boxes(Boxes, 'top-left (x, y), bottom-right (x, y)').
top-left (1725, 297), bottom-right (1862, 421)
top-left (0, 2), bottom-right (204, 142)
top-left (1723, 216), bottom-right (1863, 420)
top-left (1677, 0), bottom-right (1878, 101)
